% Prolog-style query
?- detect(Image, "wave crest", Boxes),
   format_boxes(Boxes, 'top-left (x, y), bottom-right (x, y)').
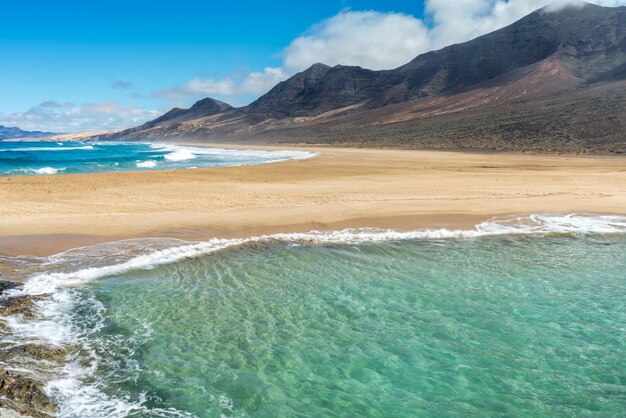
top-left (7, 214), bottom-right (625, 297)
top-left (136, 160), bottom-right (157, 168)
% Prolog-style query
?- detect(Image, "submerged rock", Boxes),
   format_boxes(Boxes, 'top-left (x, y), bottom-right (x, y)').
top-left (0, 295), bottom-right (48, 320)
top-left (0, 281), bottom-right (19, 295)
top-left (0, 368), bottom-right (55, 417)
top-left (0, 407), bottom-right (34, 418)
top-left (0, 344), bottom-right (69, 364)
top-left (0, 282), bottom-right (59, 417)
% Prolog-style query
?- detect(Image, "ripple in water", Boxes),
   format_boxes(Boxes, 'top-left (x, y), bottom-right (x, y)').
top-left (2, 215), bottom-right (625, 417)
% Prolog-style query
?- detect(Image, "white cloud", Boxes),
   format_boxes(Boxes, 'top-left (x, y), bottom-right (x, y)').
top-left (285, 0), bottom-right (625, 71)
top-left (158, 0), bottom-right (625, 106)
top-left (153, 67), bottom-right (288, 101)
top-left (153, 78), bottom-right (236, 100)
top-left (8, 0), bottom-right (626, 132)
top-left (425, 0), bottom-right (588, 47)
top-left (0, 101), bottom-right (160, 133)
top-left (283, 11), bottom-right (431, 71)
top-left (241, 67), bottom-right (288, 95)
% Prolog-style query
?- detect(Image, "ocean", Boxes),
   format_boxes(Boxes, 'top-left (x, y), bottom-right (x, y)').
top-left (1, 215), bottom-right (625, 417)
top-left (0, 142), bottom-right (315, 176)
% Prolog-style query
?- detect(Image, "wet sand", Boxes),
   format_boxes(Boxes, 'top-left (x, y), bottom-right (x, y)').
top-left (1, 146), bottom-right (625, 256)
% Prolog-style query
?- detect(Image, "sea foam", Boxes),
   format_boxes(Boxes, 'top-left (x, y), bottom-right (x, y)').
top-left (32, 167), bottom-right (59, 175)
top-left (164, 148), bottom-right (196, 162)
top-left (3, 213), bottom-right (626, 417)
top-left (10, 214), bottom-right (626, 297)
top-left (158, 143), bottom-right (316, 165)
top-left (1, 142), bottom-right (317, 176)
top-left (136, 160), bottom-right (157, 168)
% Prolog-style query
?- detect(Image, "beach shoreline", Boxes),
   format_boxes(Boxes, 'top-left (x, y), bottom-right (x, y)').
top-left (1, 145), bottom-right (625, 257)
top-left (1, 144), bottom-right (625, 417)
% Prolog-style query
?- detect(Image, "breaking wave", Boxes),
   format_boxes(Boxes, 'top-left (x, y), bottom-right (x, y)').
top-left (9, 214), bottom-right (626, 297)
top-left (0, 142), bottom-right (317, 176)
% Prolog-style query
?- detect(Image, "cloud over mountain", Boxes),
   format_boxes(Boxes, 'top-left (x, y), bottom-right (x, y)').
top-left (159, 0), bottom-right (626, 106)
top-left (152, 67), bottom-right (288, 102)
top-left (283, 11), bottom-right (431, 71)
top-left (8, 0), bottom-right (626, 132)
top-left (285, 0), bottom-right (624, 70)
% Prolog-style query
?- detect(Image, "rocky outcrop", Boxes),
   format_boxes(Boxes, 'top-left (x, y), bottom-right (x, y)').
top-left (0, 344), bottom-right (69, 364)
top-left (0, 282), bottom-right (61, 418)
top-left (0, 368), bottom-right (55, 417)
top-left (0, 295), bottom-right (48, 320)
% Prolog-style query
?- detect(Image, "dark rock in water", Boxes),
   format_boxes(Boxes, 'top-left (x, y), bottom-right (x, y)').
top-left (0, 281), bottom-right (21, 338)
top-left (0, 321), bottom-right (11, 334)
top-left (0, 344), bottom-right (69, 364)
top-left (0, 295), bottom-right (48, 319)
top-left (0, 281), bottom-right (18, 345)
top-left (0, 368), bottom-right (56, 417)
top-left (0, 280), bottom-right (20, 295)
top-left (0, 283), bottom-right (60, 417)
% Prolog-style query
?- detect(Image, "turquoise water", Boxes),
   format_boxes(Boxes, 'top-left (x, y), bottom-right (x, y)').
top-left (0, 141), bottom-right (314, 176)
top-left (7, 223), bottom-right (619, 417)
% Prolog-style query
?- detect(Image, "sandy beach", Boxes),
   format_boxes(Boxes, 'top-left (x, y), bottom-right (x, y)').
top-left (1, 146), bottom-right (625, 256)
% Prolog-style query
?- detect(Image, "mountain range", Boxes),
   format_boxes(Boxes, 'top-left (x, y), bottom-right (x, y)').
top-left (99, 3), bottom-right (626, 153)
top-left (0, 125), bottom-right (56, 141)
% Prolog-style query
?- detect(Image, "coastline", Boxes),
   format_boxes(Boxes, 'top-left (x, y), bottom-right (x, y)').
top-left (1, 144), bottom-right (625, 417)
top-left (1, 145), bottom-right (625, 257)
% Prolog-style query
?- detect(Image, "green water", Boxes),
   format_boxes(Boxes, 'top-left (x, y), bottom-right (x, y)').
top-left (71, 235), bottom-right (626, 417)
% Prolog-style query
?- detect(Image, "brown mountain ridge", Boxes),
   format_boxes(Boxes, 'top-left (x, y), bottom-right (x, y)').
top-left (98, 3), bottom-right (626, 153)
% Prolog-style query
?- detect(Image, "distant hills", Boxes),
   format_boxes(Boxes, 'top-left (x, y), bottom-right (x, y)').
top-left (99, 3), bottom-right (626, 153)
top-left (0, 125), bottom-right (56, 140)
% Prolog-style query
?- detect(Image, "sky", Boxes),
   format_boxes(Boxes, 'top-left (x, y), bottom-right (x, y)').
top-left (1, 0), bottom-right (625, 133)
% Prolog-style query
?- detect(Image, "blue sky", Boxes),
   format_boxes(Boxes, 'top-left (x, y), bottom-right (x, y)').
top-left (0, 1), bottom-right (423, 112)
top-left (0, 0), bottom-right (622, 132)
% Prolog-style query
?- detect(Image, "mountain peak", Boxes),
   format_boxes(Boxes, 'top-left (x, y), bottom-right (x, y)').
top-left (189, 97), bottom-right (233, 113)
top-left (541, 1), bottom-right (601, 12)
top-left (122, 97), bottom-right (234, 133)
top-left (305, 63), bottom-right (331, 72)
top-left (103, 3), bottom-right (626, 154)
top-left (297, 63), bottom-right (332, 81)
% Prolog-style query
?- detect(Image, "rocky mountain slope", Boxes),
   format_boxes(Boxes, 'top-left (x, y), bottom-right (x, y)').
top-left (99, 3), bottom-right (626, 153)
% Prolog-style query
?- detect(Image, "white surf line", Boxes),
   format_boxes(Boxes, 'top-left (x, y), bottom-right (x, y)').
top-left (153, 143), bottom-right (317, 163)
top-left (8, 214), bottom-right (626, 296)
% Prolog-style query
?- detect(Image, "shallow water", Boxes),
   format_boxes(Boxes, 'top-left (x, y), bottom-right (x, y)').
top-left (0, 141), bottom-right (314, 176)
top-left (3, 215), bottom-right (626, 417)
